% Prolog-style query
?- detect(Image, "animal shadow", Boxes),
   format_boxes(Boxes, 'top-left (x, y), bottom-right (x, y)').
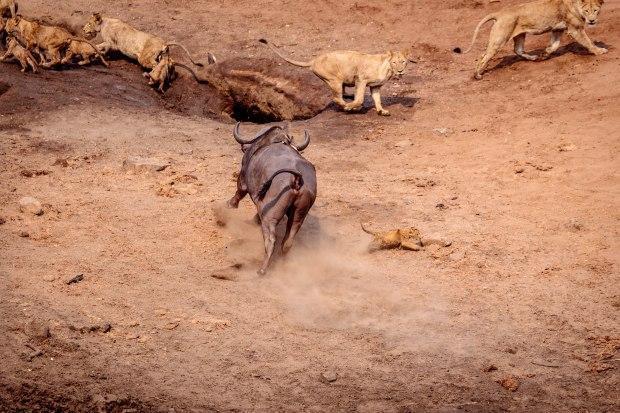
top-left (488, 41), bottom-right (611, 74)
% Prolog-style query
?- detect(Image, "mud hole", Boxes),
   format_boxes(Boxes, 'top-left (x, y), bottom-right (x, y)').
top-left (0, 57), bottom-right (330, 123)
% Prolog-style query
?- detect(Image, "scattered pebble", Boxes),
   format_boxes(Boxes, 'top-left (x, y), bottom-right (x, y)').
top-left (66, 273), bottom-right (84, 285)
top-left (42, 274), bottom-right (57, 282)
top-left (24, 320), bottom-right (51, 340)
top-left (514, 166), bottom-right (525, 174)
top-left (122, 156), bottom-right (169, 173)
top-left (433, 127), bottom-right (452, 136)
top-left (0, 217), bottom-right (5, 225)
top-left (102, 323), bottom-right (112, 333)
top-left (558, 144), bottom-right (577, 152)
top-left (19, 196), bottom-right (44, 216)
top-left (320, 371), bottom-right (338, 383)
top-left (483, 364), bottom-right (498, 372)
top-left (496, 376), bottom-right (520, 391)
top-left (19, 230), bottom-right (30, 238)
top-left (20, 169), bottom-right (50, 178)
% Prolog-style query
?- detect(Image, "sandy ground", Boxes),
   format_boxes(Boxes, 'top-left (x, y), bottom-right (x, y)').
top-left (1, 0), bottom-right (619, 411)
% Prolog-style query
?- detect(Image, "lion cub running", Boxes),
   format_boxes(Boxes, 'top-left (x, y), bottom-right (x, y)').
top-left (260, 38), bottom-right (411, 116)
top-left (0, 37), bottom-right (38, 73)
top-left (457, 0), bottom-right (607, 79)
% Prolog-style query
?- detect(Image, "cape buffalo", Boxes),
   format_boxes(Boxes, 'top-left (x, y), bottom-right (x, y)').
top-left (227, 122), bottom-right (317, 275)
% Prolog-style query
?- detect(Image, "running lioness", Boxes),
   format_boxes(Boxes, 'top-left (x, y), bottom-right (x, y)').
top-left (457, 0), bottom-right (607, 79)
top-left (260, 38), bottom-right (412, 116)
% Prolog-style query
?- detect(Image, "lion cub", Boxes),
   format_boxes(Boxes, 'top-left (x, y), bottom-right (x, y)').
top-left (0, 37), bottom-right (38, 73)
top-left (260, 38), bottom-right (411, 116)
top-left (457, 0), bottom-right (607, 79)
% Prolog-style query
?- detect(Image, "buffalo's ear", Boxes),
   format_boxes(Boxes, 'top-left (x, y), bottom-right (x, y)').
top-left (241, 144), bottom-right (250, 152)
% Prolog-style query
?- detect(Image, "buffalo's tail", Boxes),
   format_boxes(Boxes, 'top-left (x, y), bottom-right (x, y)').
top-left (258, 169), bottom-right (304, 200)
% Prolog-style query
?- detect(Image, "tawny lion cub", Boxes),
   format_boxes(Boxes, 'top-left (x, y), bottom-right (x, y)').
top-left (458, 0), bottom-right (607, 79)
top-left (0, 37), bottom-right (38, 73)
top-left (260, 38), bottom-right (412, 116)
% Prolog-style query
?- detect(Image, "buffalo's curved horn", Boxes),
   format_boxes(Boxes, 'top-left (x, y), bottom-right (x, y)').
top-left (233, 122), bottom-right (252, 144)
top-left (233, 123), bottom-right (284, 145)
top-left (293, 130), bottom-right (310, 151)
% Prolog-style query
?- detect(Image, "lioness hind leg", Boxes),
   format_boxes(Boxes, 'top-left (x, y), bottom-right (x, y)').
top-left (513, 33), bottom-right (538, 61)
top-left (370, 86), bottom-right (390, 116)
top-left (344, 80), bottom-right (367, 112)
top-left (542, 30), bottom-right (563, 59)
top-left (474, 21), bottom-right (513, 79)
top-left (326, 79), bottom-right (347, 108)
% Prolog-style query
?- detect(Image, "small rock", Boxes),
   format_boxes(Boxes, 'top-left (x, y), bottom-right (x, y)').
top-left (496, 376), bottom-right (520, 391)
top-left (21, 169), bottom-right (50, 178)
top-left (122, 156), bottom-right (169, 173)
top-left (19, 230), bottom-right (30, 238)
top-left (433, 127), bottom-right (452, 136)
top-left (66, 273), bottom-right (84, 285)
top-left (514, 167), bottom-right (525, 174)
top-left (125, 333), bottom-right (140, 340)
top-left (53, 158), bottom-right (70, 167)
top-left (102, 323), bottom-right (112, 333)
top-left (506, 347), bottom-right (517, 354)
top-left (0, 217), bottom-right (5, 225)
top-left (42, 274), bottom-right (57, 282)
top-left (558, 144), bottom-right (576, 152)
top-left (565, 219), bottom-right (583, 232)
top-left (320, 371), bottom-right (338, 383)
top-left (24, 320), bottom-right (51, 340)
top-left (19, 196), bottom-right (43, 216)
top-left (483, 364), bottom-right (498, 372)
top-left (435, 203), bottom-right (447, 210)
top-left (394, 139), bottom-right (412, 148)
top-left (163, 321), bottom-right (180, 330)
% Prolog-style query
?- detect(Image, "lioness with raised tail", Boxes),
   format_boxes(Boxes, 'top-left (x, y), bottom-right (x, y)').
top-left (260, 38), bottom-right (412, 116)
top-left (456, 0), bottom-right (607, 79)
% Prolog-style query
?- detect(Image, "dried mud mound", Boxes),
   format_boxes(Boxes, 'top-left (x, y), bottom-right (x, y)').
top-left (0, 57), bottom-right (331, 123)
top-left (166, 57), bottom-right (332, 122)
top-left (214, 57), bottom-right (331, 122)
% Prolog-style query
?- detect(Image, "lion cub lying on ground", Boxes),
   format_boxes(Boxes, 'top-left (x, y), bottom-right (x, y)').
top-left (457, 0), bottom-right (607, 79)
top-left (83, 13), bottom-right (215, 91)
top-left (0, 36), bottom-right (37, 73)
top-left (260, 38), bottom-right (411, 116)
top-left (361, 223), bottom-right (451, 253)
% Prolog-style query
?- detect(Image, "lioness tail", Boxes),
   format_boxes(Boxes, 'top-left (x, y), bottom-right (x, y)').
top-left (259, 38), bottom-right (312, 68)
top-left (457, 14), bottom-right (497, 54)
top-left (164, 43), bottom-right (205, 67)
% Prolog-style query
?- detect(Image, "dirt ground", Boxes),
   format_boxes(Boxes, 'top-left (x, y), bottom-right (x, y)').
top-left (1, 0), bottom-right (619, 412)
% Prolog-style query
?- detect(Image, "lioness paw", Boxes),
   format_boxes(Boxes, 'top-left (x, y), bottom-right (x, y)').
top-left (593, 47), bottom-right (608, 55)
top-left (377, 109), bottom-right (391, 116)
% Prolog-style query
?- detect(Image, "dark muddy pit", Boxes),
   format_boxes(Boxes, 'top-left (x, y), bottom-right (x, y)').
top-left (0, 57), bottom-right (331, 123)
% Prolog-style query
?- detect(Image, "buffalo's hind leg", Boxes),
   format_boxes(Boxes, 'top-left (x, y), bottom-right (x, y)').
top-left (227, 178), bottom-right (247, 208)
top-left (282, 206), bottom-right (309, 255)
top-left (258, 217), bottom-right (278, 275)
